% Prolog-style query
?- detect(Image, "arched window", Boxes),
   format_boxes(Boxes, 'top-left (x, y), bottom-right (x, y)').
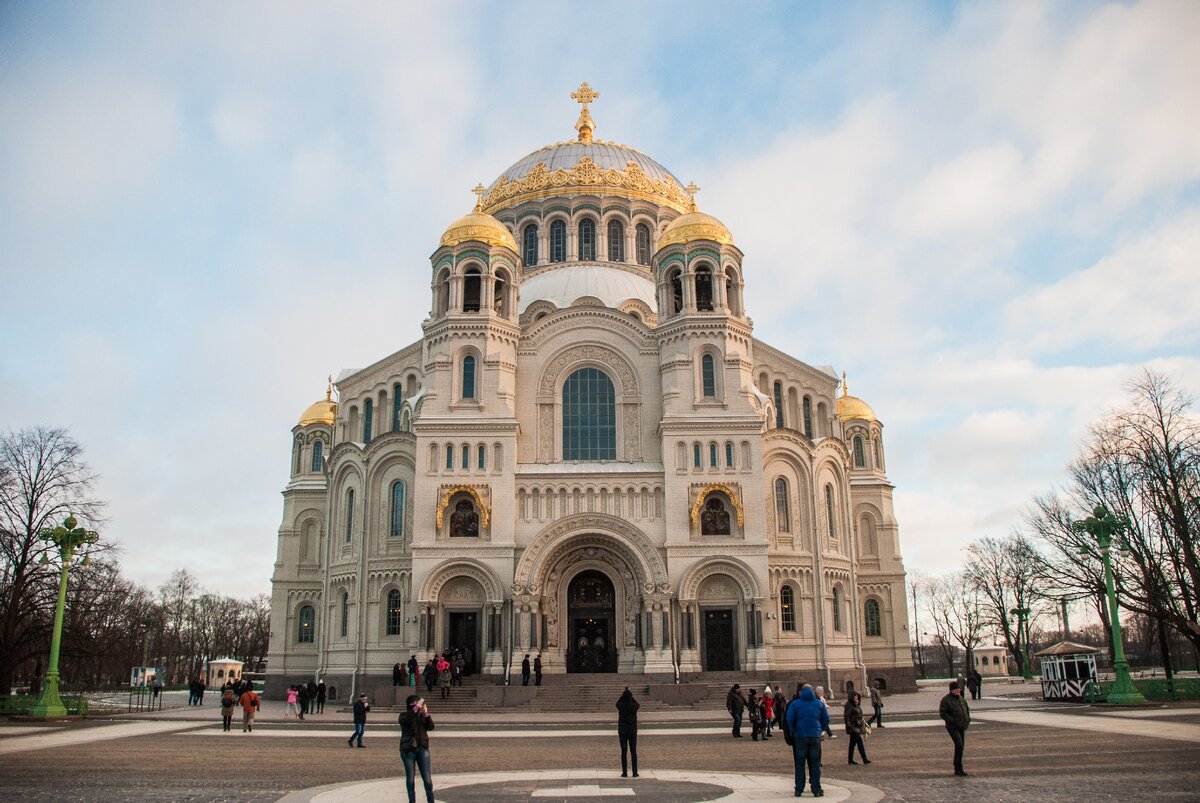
top-left (390, 481), bottom-right (405, 539)
top-left (864, 598), bottom-right (882, 637)
top-left (310, 440), bottom-right (323, 472)
top-left (775, 477), bottom-right (791, 532)
top-left (709, 442), bottom-right (718, 468)
top-left (832, 586), bottom-right (843, 632)
top-left (387, 589), bottom-right (403, 636)
top-left (363, 399), bottom-right (373, 444)
top-left (297, 604), bottom-right (315, 644)
top-left (523, 224), bottom-right (538, 267)
top-left (445, 444), bottom-right (454, 470)
top-left (607, 219), bottom-right (624, 262)
top-left (493, 271), bottom-right (509, 316)
top-left (695, 266), bottom-right (713, 311)
top-left (874, 439), bottom-right (884, 470)
top-left (392, 384), bottom-right (402, 432)
top-left (550, 220), bottom-right (566, 262)
top-left (462, 355), bottom-right (476, 399)
top-left (478, 444), bottom-right (486, 470)
top-left (578, 218), bottom-right (596, 260)
top-left (461, 442), bottom-right (470, 469)
top-left (340, 591), bottom-right (349, 638)
top-left (635, 223), bottom-right (651, 265)
top-left (853, 436), bottom-right (866, 468)
top-left (462, 268), bottom-right (481, 312)
top-left (669, 269), bottom-right (684, 315)
top-left (344, 489), bottom-right (355, 542)
top-left (435, 269), bottom-right (450, 315)
top-left (725, 441), bottom-right (735, 468)
top-left (294, 440), bottom-right (302, 475)
top-left (725, 267), bottom-right (741, 315)
top-left (825, 484), bottom-right (836, 539)
top-left (803, 396), bottom-right (813, 437)
top-left (780, 585), bottom-right (796, 632)
top-left (693, 443), bottom-right (702, 468)
top-left (562, 367), bottom-right (616, 460)
top-left (701, 354), bottom-right (716, 398)
top-left (774, 382), bottom-right (785, 429)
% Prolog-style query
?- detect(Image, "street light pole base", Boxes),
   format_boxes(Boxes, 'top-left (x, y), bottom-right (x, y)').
top-left (27, 672), bottom-right (68, 718)
top-left (1106, 666), bottom-right (1147, 706)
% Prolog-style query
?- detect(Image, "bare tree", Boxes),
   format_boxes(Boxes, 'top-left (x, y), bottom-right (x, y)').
top-left (927, 572), bottom-right (986, 675)
top-left (0, 427), bottom-right (105, 694)
top-left (964, 534), bottom-right (1047, 676)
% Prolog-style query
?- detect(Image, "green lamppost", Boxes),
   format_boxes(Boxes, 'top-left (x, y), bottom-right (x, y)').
top-left (28, 515), bottom-right (99, 718)
top-left (1009, 606), bottom-right (1033, 680)
top-left (1073, 505), bottom-right (1145, 705)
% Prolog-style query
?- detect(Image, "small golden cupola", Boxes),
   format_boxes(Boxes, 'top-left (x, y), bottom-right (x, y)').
top-left (836, 371), bottom-right (877, 423)
top-left (656, 183), bottom-right (734, 251)
top-left (298, 376), bottom-right (338, 427)
top-left (439, 184), bottom-right (519, 251)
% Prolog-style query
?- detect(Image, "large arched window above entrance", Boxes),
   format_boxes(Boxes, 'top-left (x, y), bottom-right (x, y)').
top-left (297, 604), bottom-right (315, 644)
top-left (386, 588), bottom-right (403, 636)
top-left (578, 218), bottom-right (596, 260)
top-left (562, 367), bottom-right (616, 460)
top-left (550, 219), bottom-right (566, 262)
top-left (864, 598), bottom-right (882, 637)
top-left (780, 585), bottom-right (796, 632)
top-left (608, 219), bottom-right (624, 262)
top-left (523, 224), bottom-right (538, 267)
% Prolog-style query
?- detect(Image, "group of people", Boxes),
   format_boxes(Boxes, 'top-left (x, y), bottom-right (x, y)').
top-left (520, 653), bottom-right (543, 686)
top-left (391, 649), bottom-right (471, 699)
top-left (284, 680), bottom-right (328, 719)
top-left (186, 677), bottom-right (206, 705)
top-left (218, 677), bottom-right (260, 732)
top-left (724, 678), bottom-right (969, 796)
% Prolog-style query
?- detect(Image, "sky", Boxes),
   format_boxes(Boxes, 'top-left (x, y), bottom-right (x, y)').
top-left (2, 1), bottom-right (1198, 600)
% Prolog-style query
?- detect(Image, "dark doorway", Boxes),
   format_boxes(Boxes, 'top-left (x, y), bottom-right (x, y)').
top-left (703, 608), bottom-right (736, 671)
top-left (567, 570), bottom-right (617, 673)
top-left (447, 611), bottom-right (480, 675)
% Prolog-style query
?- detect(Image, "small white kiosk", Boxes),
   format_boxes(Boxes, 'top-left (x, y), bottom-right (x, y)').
top-left (207, 658), bottom-right (244, 688)
top-left (1037, 640), bottom-right (1102, 702)
top-left (972, 645), bottom-right (1011, 678)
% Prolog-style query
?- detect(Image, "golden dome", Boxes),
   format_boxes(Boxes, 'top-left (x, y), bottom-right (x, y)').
top-left (439, 211), bottom-right (518, 251)
top-left (836, 372), bottom-right (877, 423)
top-left (298, 378), bottom-right (337, 427)
top-left (656, 184), bottom-right (733, 251)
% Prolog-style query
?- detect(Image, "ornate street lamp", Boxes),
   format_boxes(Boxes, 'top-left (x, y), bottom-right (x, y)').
top-left (28, 515), bottom-right (100, 718)
top-left (1009, 606), bottom-right (1033, 680)
top-left (1073, 505), bottom-right (1146, 705)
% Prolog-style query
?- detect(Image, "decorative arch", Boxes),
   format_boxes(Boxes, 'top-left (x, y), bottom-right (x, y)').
top-left (679, 556), bottom-right (761, 602)
top-left (689, 483), bottom-right (745, 527)
top-left (537, 343), bottom-right (640, 396)
top-left (418, 558), bottom-right (505, 604)
top-left (514, 512), bottom-right (668, 593)
top-left (434, 485), bottom-right (490, 528)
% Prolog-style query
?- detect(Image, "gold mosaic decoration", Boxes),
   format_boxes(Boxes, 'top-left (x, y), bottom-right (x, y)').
top-left (689, 483), bottom-right (745, 528)
top-left (435, 485), bottom-right (490, 529)
top-left (480, 157), bottom-right (691, 214)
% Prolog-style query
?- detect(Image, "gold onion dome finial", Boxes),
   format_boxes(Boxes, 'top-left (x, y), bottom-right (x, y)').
top-left (298, 374), bottom-right (338, 427)
top-left (439, 183), bottom-right (518, 250)
top-left (837, 370), bottom-right (877, 422)
top-left (571, 81), bottom-right (600, 144)
top-left (656, 182), bottom-right (735, 250)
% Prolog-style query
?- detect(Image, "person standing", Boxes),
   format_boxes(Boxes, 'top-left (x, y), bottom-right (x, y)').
top-left (815, 686), bottom-right (835, 739)
top-left (398, 695), bottom-right (435, 803)
top-left (437, 655), bottom-right (451, 699)
top-left (297, 683), bottom-right (309, 719)
top-left (939, 681), bottom-right (970, 776)
top-left (408, 655), bottom-right (419, 686)
top-left (316, 681), bottom-right (327, 714)
top-left (968, 667), bottom-right (983, 701)
top-left (394, 662), bottom-right (405, 687)
top-left (725, 683), bottom-right (746, 738)
top-left (786, 684), bottom-right (828, 798)
top-left (348, 692), bottom-right (370, 748)
top-left (453, 654), bottom-right (464, 687)
top-left (285, 685), bottom-right (299, 719)
top-left (616, 687), bottom-right (639, 778)
top-left (762, 685), bottom-right (775, 737)
top-left (219, 686), bottom-right (236, 732)
top-left (843, 691), bottom-right (870, 765)
top-left (238, 683), bottom-right (260, 733)
top-left (521, 654), bottom-right (531, 686)
top-left (534, 654), bottom-right (543, 686)
top-left (866, 680), bottom-right (884, 728)
top-left (747, 688), bottom-right (762, 741)
top-left (773, 687), bottom-right (786, 732)
top-left (423, 659), bottom-right (437, 693)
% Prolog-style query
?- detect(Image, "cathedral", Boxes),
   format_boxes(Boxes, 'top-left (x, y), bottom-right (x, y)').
top-left (265, 85), bottom-right (914, 699)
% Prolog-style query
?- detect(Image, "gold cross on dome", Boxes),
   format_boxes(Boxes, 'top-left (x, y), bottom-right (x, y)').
top-left (685, 182), bottom-right (700, 211)
top-left (471, 183), bottom-right (486, 211)
top-left (570, 81), bottom-right (600, 110)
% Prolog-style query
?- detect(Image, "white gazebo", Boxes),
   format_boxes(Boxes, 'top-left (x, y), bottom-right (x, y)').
top-left (972, 645), bottom-right (1010, 678)
top-left (206, 658), bottom-right (244, 688)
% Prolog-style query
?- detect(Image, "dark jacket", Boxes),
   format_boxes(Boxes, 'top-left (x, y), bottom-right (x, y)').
top-left (398, 708), bottom-right (434, 750)
top-left (726, 687), bottom-right (746, 715)
top-left (352, 697), bottom-right (370, 724)
top-left (939, 692), bottom-right (970, 730)
top-left (842, 699), bottom-right (865, 735)
top-left (785, 686), bottom-right (829, 739)
top-left (616, 689), bottom-right (639, 735)
top-left (316, 683), bottom-right (326, 702)
top-left (521, 657), bottom-right (531, 677)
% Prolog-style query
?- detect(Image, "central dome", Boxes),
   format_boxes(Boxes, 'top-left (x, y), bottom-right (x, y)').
top-left (518, 264), bottom-right (656, 313)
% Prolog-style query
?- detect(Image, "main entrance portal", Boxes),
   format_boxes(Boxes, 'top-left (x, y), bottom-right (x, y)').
top-left (447, 611), bottom-right (479, 675)
top-left (566, 570), bottom-right (617, 673)
top-left (703, 608), bottom-right (736, 671)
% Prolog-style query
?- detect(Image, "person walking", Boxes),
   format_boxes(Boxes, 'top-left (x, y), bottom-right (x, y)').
top-left (437, 655), bottom-right (452, 699)
top-left (939, 681), bottom-right (970, 776)
top-left (348, 692), bottom-right (370, 748)
top-left (815, 686), bottom-right (835, 739)
top-left (866, 680), bottom-right (884, 728)
top-left (394, 662), bottom-right (405, 687)
top-left (297, 683), bottom-right (309, 719)
top-left (786, 684), bottom-right (828, 798)
top-left (747, 688), bottom-right (763, 741)
top-left (773, 687), bottom-right (787, 732)
top-left (452, 654), bottom-right (464, 687)
top-left (762, 685), bottom-right (775, 737)
top-left (725, 683), bottom-right (746, 738)
top-left (534, 654), bottom-right (543, 686)
top-left (423, 659), bottom-right (437, 693)
top-left (238, 683), bottom-right (260, 733)
top-left (616, 686), bottom-right (639, 778)
top-left (220, 686), bottom-right (236, 732)
top-left (521, 654), bottom-right (531, 686)
top-left (316, 681), bottom-right (327, 714)
top-left (968, 667), bottom-right (983, 701)
top-left (398, 695), bottom-right (435, 803)
top-left (843, 691), bottom-right (870, 765)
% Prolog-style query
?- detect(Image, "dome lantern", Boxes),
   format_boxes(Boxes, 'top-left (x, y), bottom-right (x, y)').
top-left (656, 183), bottom-right (735, 251)
top-left (298, 376), bottom-right (338, 427)
top-left (439, 184), bottom-right (518, 251)
top-left (837, 371), bottom-right (877, 423)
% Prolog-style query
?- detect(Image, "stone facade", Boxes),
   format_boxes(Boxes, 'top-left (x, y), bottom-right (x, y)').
top-left (265, 97), bottom-right (914, 699)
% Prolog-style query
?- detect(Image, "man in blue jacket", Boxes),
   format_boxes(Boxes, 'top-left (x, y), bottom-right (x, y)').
top-left (785, 684), bottom-right (829, 797)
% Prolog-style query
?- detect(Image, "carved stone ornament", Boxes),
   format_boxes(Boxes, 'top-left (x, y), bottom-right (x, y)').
top-left (481, 157), bottom-right (690, 215)
top-left (690, 483), bottom-right (745, 527)
top-left (514, 513), bottom-right (669, 591)
top-left (538, 344), bottom-right (639, 397)
top-left (419, 558), bottom-right (504, 604)
top-left (435, 485), bottom-right (490, 528)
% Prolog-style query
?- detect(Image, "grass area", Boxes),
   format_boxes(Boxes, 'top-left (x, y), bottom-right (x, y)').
top-left (1099, 677), bottom-right (1200, 701)
top-left (0, 693), bottom-right (89, 715)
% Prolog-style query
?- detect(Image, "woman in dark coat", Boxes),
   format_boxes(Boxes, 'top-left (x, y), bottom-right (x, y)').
top-left (399, 694), bottom-right (435, 803)
top-left (843, 691), bottom-right (871, 765)
top-left (616, 687), bottom-right (639, 778)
